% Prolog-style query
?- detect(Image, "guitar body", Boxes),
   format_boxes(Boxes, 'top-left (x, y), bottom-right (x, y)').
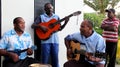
top-left (67, 40), bottom-right (80, 61)
top-left (36, 19), bottom-right (60, 40)
top-left (67, 41), bottom-right (106, 61)
top-left (36, 11), bottom-right (81, 40)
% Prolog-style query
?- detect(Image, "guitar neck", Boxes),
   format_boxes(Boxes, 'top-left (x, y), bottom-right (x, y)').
top-left (54, 14), bottom-right (73, 25)
top-left (74, 49), bottom-right (106, 58)
top-left (53, 11), bottom-right (81, 26)
top-left (59, 14), bottom-right (73, 22)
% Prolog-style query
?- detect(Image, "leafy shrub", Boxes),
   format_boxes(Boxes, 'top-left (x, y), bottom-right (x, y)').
top-left (84, 13), bottom-right (105, 35)
top-left (117, 12), bottom-right (120, 20)
top-left (116, 13), bottom-right (120, 36)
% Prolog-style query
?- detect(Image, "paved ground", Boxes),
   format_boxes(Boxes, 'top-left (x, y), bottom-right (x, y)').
top-left (105, 64), bottom-right (120, 67)
top-left (116, 64), bottom-right (120, 67)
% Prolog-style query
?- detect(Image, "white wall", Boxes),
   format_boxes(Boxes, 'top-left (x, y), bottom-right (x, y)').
top-left (55, 0), bottom-right (83, 67)
top-left (1, 0), bottom-right (34, 39)
top-left (1, 0), bottom-right (83, 67)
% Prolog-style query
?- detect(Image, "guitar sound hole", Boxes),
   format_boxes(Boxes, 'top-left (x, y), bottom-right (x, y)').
top-left (71, 53), bottom-right (76, 58)
top-left (49, 24), bottom-right (54, 29)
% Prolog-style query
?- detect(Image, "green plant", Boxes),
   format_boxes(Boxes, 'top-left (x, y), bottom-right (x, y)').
top-left (84, 13), bottom-right (105, 34)
top-left (116, 13), bottom-right (120, 36)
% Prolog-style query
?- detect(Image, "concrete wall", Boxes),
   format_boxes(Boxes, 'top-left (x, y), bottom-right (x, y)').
top-left (1, 0), bottom-right (34, 38)
top-left (55, 0), bottom-right (83, 66)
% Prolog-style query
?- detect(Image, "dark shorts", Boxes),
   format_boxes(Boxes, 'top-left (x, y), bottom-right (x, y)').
top-left (3, 57), bottom-right (40, 67)
top-left (64, 60), bottom-right (96, 67)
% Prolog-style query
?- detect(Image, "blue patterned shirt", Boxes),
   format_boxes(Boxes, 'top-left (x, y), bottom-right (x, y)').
top-left (0, 29), bottom-right (33, 60)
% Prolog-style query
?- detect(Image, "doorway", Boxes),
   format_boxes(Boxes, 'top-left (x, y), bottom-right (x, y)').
top-left (34, 0), bottom-right (55, 62)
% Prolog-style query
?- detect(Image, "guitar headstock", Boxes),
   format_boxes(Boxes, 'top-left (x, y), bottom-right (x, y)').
top-left (72, 11), bottom-right (81, 16)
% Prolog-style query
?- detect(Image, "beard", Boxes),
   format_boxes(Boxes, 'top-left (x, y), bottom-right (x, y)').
top-left (46, 10), bottom-right (53, 15)
top-left (19, 28), bottom-right (24, 33)
top-left (15, 27), bottom-right (24, 33)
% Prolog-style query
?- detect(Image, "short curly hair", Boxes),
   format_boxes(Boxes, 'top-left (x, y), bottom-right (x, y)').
top-left (13, 17), bottom-right (23, 24)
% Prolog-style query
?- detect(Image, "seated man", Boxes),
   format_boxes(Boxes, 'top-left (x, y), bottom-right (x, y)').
top-left (0, 17), bottom-right (39, 67)
top-left (64, 19), bottom-right (106, 67)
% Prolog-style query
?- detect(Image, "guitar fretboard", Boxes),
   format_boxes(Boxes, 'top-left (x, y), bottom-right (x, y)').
top-left (74, 49), bottom-right (106, 59)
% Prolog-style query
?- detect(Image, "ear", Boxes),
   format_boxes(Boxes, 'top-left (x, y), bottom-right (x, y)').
top-left (44, 8), bottom-right (47, 11)
top-left (13, 23), bottom-right (17, 27)
top-left (89, 26), bottom-right (93, 30)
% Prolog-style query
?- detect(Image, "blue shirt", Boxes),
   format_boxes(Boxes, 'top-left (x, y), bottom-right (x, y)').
top-left (65, 31), bottom-right (106, 64)
top-left (34, 13), bottom-right (60, 44)
top-left (0, 29), bottom-right (33, 60)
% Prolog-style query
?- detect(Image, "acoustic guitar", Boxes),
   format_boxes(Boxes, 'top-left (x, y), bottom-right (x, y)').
top-left (36, 11), bottom-right (81, 40)
top-left (67, 40), bottom-right (106, 61)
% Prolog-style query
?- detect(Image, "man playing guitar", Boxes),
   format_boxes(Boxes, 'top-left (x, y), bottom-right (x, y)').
top-left (64, 19), bottom-right (106, 67)
top-left (31, 3), bottom-right (69, 67)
